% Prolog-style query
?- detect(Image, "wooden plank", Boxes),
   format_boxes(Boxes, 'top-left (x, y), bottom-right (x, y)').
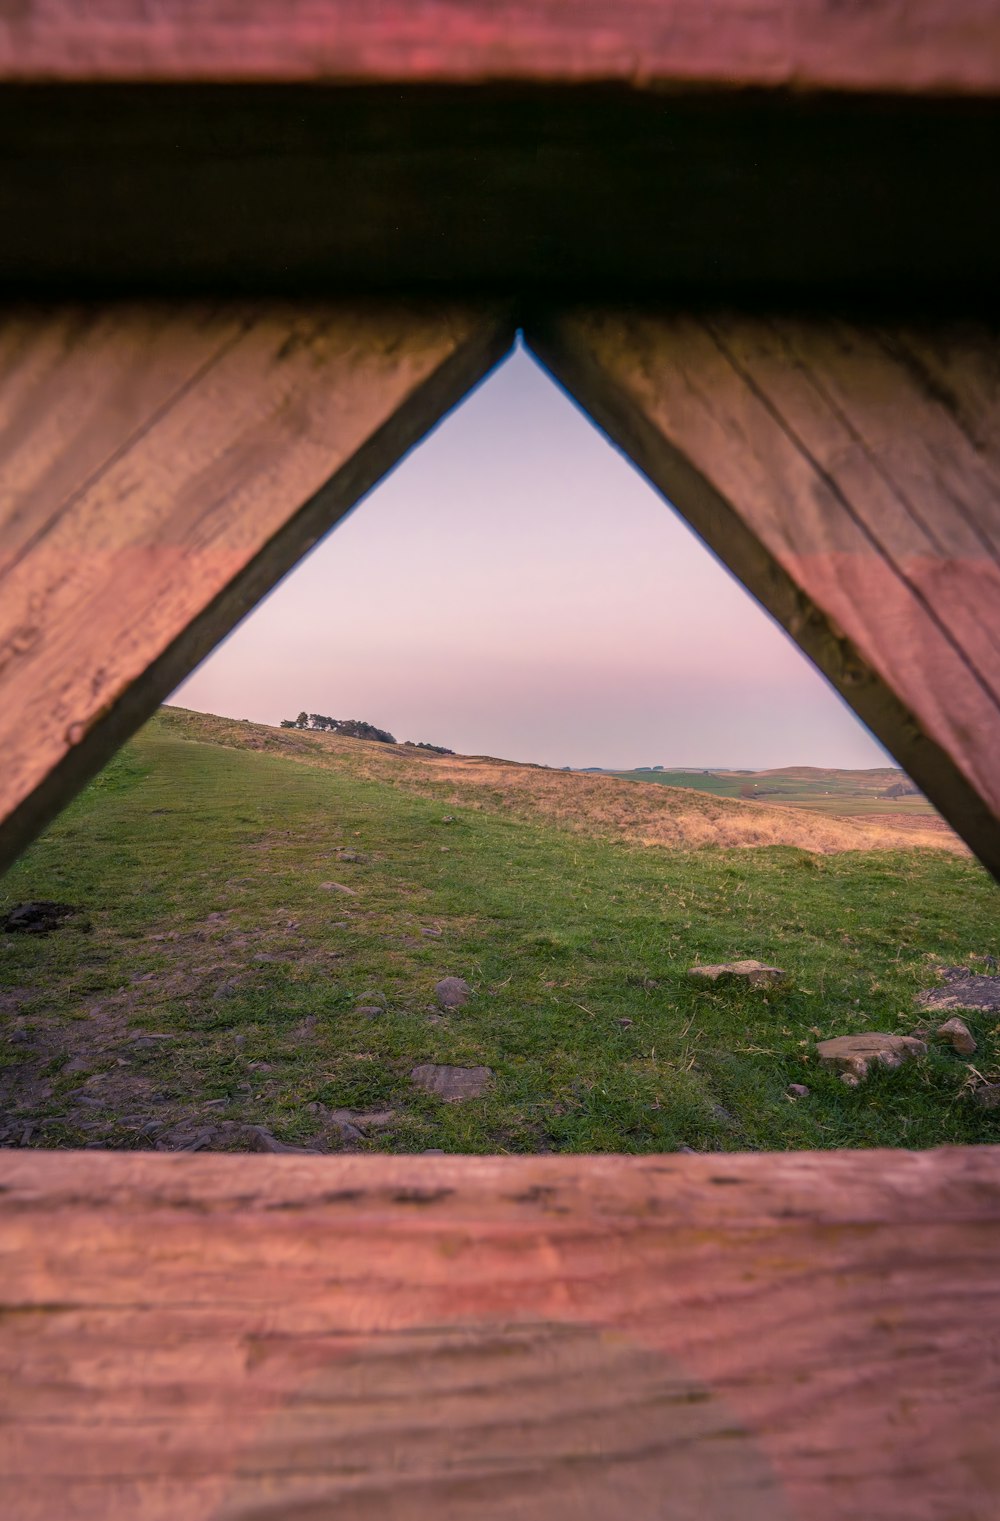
top-left (526, 311), bottom-right (1000, 877)
top-left (0, 302), bottom-right (513, 873)
top-left (2, 1), bottom-right (999, 93)
top-left (0, 86), bottom-right (996, 300)
top-left (0, 1148), bottom-right (998, 1519)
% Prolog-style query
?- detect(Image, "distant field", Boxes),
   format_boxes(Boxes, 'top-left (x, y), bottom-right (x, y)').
top-left (1, 706), bottom-right (996, 1157)
top-left (600, 766), bottom-right (943, 821)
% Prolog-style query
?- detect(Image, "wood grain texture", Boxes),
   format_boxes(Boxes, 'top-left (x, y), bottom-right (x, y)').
top-left (527, 311), bottom-right (1000, 878)
top-left (0, 1148), bottom-right (998, 1520)
top-left (0, 303), bottom-right (513, 873)
top-left (2, 0), bottom-right (999, 93)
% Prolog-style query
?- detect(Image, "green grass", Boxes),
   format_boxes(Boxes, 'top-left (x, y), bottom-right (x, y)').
top-left (1, 714), bottom-right (997, 1155)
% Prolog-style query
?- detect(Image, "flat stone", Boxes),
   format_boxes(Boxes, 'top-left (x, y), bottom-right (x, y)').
top-left (434, 976), bottom-right (471, 1009)
top-left (973, 1084), bottom-right (1000, 1110)
top-left (355, 1006), bottom-right (384, 1018)
top-left (320, 881), bottom-right (356, 896)
top-left (917, 975), bottom-right (1000, 1013)
top-left (410, 1063), bottom-right (492, 1101)
top-left (936, 1017), bottom-right (977, 1055)
top-left (816, 1033), bottom-right (927, 1079)
top-left (688, 960), bottom-right (788, 989)
top-left (787, 1083), bottom-right (810, 1098)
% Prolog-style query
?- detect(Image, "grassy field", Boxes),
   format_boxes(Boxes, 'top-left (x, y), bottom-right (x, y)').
top-left (1, 707), bottom-right (997, 1156)
top-left (599, 765), bottom-right (941, 819)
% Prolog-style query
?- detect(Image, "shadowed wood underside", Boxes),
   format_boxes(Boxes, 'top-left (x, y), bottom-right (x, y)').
top-left (0, 1149), bottom-right (998, 1521)
top-left (529, 311), bottom-right (1000, 877)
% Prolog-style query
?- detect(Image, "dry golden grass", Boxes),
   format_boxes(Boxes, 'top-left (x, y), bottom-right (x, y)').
top-left (160, 708), bottom-right (964, 857)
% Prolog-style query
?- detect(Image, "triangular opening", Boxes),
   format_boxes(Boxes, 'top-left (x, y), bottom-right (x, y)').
top-left (3, 335), bottom-right (993, 1160)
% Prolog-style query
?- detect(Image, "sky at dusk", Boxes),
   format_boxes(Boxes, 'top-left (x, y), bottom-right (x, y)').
top-left (172, 344), bottom-right (890, 771)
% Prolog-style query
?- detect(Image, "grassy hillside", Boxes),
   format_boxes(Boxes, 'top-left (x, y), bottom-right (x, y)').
top-left (0, 707), bottom-right (996, 1156)
top-left (599, 766), bottom-right (943, 822)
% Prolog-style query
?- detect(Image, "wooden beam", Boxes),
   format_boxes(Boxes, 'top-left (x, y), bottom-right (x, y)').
top-left (2, 1), bottom-right (999, 94)
top-left (1, 1148), bottom-right (998, 1519)
top-left (0, 302), bottom-right (513, 874)
top-left (526, 311), bottom-right (1000, 877)
top-left (0, 86), bottom-right (996, 301)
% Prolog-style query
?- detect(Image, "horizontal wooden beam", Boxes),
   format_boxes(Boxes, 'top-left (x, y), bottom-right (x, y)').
top-left (2, 1), bottom-right (999, 93)
top-left (0, 302), bottom-right (513, 874)
top-left (1, 1148), bottom-right (998, 1519)
top-left (528, 310), bottom-right (1000, 877)
top-left (0, 86), bottom-right (996, 301)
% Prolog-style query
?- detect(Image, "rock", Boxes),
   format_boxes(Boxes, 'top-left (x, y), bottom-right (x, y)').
top-left (410, 1064), bottom-right (492, 1101)
top-left (336, 849), bottom-right (365, 863)
top-left (688, 960), bottom-right (788, 989)
top-left (816, 1033), bottom-right (927, 1079)
top-left (840, 1073), bottom-right (862, 1088)
top-left (355, 1006), bottom-right (384, 1019)
top-left (434, 976), bottom-right (471, 1009)
top-left (2, 901), bottom-right (77, 934)
top-left (420, 927), bottom-right (443, 937)
top-left (936, 1017), bottom-right (977, 1055)
top-left (245, 1125), bottom-right (321, 1155)
top-left (917, 975), bottom-right (1000, 1013)
top-left (617, 1018), bottom-right (634, 1029)
top-left (320, 881), bottom-right (356, 896)
top-left (676, 1145), bottom-right (698, 1155)
top-left (973, 1084), bottom-right (1000, 1110)
top-left (787, 1083), bottom-right (810, 1098)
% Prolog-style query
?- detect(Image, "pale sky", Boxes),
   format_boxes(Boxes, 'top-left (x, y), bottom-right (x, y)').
top-left (173, 344), bottom-right (890, 771)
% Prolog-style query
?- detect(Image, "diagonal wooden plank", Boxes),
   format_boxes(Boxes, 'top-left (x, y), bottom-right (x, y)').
top-left (527, 310), bottom-right (1000, 879)
top-left (0, 302), bottom-right (514, 873)
top-left (0, 1149), bottom-right (998, 1520)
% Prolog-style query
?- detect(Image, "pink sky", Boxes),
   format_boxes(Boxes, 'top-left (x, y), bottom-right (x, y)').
top-left (173, 345), bottom-right (890, 770)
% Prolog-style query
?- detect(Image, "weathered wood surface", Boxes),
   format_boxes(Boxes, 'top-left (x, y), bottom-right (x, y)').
top-left (2, 0), bottom-right (999, 92)
top-left (0, 1148), bottom-right (998, 1520)
top-left (0, 303), bottom-right (513, 873)
top-left (528, 312), bottom-right (1000, 878)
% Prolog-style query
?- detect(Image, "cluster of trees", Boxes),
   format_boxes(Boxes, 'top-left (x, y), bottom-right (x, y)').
top-left (280, 714), bottom-right (454, 754)
top-left (281, 713), bottom-right (396, 744)
top-left (403, 740), bottom-right (455, 756)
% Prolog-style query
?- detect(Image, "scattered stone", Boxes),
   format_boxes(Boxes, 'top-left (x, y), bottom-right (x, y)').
top-left (676, 1145), bottom-right (698, 1155)
top-left (410, 1064), bottom-right (492, 1101)
top-left (840, 1073), bottom-right (862, 1088)
top-left (61, 1057), bottom-right (91, 1075)
top-left (336, 849), bottom-right (364, 863)
top-left (712, 1104), bottom-right (736, 1125)
top-left (426, 1013), bottom-right (446, 1026)
top-left (816, 1032), bottom-right (927, 1080)
top-left (2, 901), bottom-right (77, 934)
top-left (441, 816), bottom-right (456, 824)
top-left (251, 953), bottom-right (281, 963)
top-left (420, 927), bottom-right (443, 937)
top-left (688, 960), bottom-right (788, 989)
top-left (917, 975), bottom-right (1000, 1013)
top-left (321, 881), bottom-right (356, 896)
top-left (245, 1125), bottom-right (321, 1155)
top-left (787, 1083), bottom-right (810, 1098)
top-left (434, 976), bottom-right (471, 1009)
top-left (356, 1005), bottom-right (384, 1019)
top-left (213, 978), bottom-right (243, 1000)
top-left (423, 1149), bottom-right (446, 1155)
top-left (973, 1085), bottom-right (1000, 1110)
top-left (617, 1018), bottom-right (634, 1029)
top-left (936, 1017), bottom-right (977, 1055)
